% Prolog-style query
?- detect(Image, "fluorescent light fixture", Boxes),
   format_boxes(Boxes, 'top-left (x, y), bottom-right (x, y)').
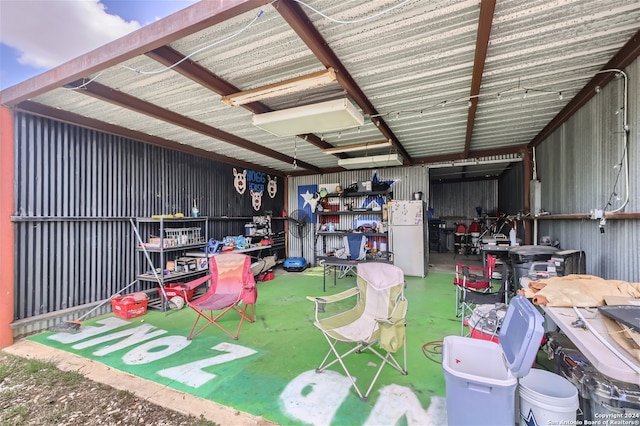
top-left (338, 154), bottom-right (403, 169)
top-left (222, 68), bottom-right (337, 106)
top-left (427, 156), bottom-right (522, 168)
top-left (252, 98), bottom-right (364, 137)
top-left (323, 139), bottom-right (392, 154)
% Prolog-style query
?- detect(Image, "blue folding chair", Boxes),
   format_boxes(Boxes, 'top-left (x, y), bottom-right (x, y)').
top-left (335, 234), bottom-right (367, 278)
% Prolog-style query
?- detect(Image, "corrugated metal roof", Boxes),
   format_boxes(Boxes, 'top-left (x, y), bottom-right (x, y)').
top-left (2, 0), bottom-right (639, 179)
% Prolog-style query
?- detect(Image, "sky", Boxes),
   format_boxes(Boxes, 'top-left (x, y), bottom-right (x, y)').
top-left (0, 0), bottom-right (198, 91)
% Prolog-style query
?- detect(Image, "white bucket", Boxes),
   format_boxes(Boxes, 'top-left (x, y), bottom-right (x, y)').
top-left (518, 369), bottom-right (578, 426)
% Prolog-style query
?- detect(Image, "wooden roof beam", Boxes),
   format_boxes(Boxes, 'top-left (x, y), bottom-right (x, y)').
top-left (66, 80), bottom-right (322, 173)
top-left (463, 0), bottom-right (496, 158)
top-left (274, 0), bottom-right (411, 164)
top-left (16, 101), bottom-right (283, 176)
top-left (412, 144), bottom-right (527, 165)
top-left (146, 46), bottom-right (346, 157)
top-left (0, 0), bottom-right (270, 106)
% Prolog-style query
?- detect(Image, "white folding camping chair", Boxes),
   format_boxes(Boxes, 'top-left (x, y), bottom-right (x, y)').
top-left (307, 262), bottom-right (408, 401)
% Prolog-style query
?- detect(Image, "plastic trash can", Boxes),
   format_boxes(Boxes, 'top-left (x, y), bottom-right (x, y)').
top-left (442, 295), bottom-right (544, 426)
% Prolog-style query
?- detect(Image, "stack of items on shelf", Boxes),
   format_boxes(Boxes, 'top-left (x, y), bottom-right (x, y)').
top-left (314, 182), bottom-right (392, 266)
top-left (244, 215), bottom-right (273, 238)
top-left (174, 257), bottom-right (208, 272)
top-left (221, 235), bottom-right (251, 251)
top-left (141, 227), bottom-right (205, 249)
top-left (163, 227), bottom-right (204, 246)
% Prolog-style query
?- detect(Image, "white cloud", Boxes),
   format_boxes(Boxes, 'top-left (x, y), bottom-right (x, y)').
top-left (0, 0), bottom-right (141, 70)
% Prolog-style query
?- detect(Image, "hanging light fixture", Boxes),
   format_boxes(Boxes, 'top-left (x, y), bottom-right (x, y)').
top-left (252, 98), bottom-right (364, 137)
top-left (338, 154), bottom-right (403, 169)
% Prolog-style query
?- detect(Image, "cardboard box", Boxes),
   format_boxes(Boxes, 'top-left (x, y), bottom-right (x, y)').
top-left (175, 257), bottom-right (198, 272)
top-left (111, 294), bottom-right (148, 319)
top-left (195, 257), bottom-right (208, 271)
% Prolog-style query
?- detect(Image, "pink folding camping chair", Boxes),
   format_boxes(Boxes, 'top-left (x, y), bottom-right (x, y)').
top-left (180, 253), bottom-right (257, 340)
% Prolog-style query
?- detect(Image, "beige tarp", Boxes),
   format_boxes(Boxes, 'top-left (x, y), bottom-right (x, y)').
top-left (517, 274), bottom-right (640, 307)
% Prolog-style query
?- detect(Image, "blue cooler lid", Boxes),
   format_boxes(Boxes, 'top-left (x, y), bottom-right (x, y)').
top-left (498, 295), bottom-right (545, 378)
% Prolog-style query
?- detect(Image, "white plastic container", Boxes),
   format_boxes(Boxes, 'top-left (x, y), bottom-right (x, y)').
top-left (442, 295), bottom-right (544, 426)
top-left (519, 369), bottom-right (579, 425)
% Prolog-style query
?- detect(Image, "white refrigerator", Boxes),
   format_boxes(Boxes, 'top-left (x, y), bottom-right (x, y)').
top-left (388, 200), bottom-right (427, 277)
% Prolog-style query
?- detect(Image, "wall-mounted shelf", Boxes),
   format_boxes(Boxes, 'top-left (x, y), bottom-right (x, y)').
top-left (318, 210), bottom-right (383, 216)
top-left (316, 231), bottom-right (386, 237)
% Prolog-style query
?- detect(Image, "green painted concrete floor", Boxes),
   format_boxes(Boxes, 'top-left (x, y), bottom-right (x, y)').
top-left (26, 258), bottom-right (550, 425)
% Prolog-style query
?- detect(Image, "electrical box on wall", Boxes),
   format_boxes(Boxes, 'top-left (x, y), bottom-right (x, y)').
top-left (530, 180), bottom-right (542, 216)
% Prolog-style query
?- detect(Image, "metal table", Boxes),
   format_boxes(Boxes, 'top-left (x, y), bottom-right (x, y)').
top-left (319, 258), bottom-right (391, 292)
top-left (480, 244), bottom-right (510, 266)
top-left (542, 305), bottom-right (640, 384)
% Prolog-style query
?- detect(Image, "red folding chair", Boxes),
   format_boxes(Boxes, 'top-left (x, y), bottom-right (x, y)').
top-left (180, 253), bottom-right (257, 340)
top-left (454, 255), bottom-right (506, 335)
top-left (454, 255), bottom-right (497, 314)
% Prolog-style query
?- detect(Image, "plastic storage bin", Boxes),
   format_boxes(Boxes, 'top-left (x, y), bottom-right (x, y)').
top-left (442, 295), bottom-right (544, 425)
top-left (157, 283), bottom-right (194, 301)
top-left (111, 293), bottom-right (149, 319)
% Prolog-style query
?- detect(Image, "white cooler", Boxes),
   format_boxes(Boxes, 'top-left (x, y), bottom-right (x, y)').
top-left (442, 295), bottom-right (544, 426)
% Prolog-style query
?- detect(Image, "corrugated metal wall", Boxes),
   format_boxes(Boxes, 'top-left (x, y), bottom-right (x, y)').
top-left (429, 180), bottom-right (499, 227)
top-left (534, 58), bottom-right (639, 282)
top-left (12, 112), bottom-right (285, 327)
top-left (288, 165), bottom-right (429, 266)
top-left (499, 162), bottom-right (525, 216)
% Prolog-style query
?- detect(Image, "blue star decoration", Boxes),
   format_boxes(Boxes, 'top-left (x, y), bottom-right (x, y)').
top-left (522, 408), bottom-right (538, 426)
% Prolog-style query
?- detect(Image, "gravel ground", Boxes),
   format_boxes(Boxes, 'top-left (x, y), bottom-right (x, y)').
top-left (0, 353), bottom-right (218, 426)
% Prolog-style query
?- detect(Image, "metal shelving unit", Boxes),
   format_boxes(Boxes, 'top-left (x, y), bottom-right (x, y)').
top-left (134, 217), bottom-right (209, 310)
top-left (314, 190), bottom-right (391, 265)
